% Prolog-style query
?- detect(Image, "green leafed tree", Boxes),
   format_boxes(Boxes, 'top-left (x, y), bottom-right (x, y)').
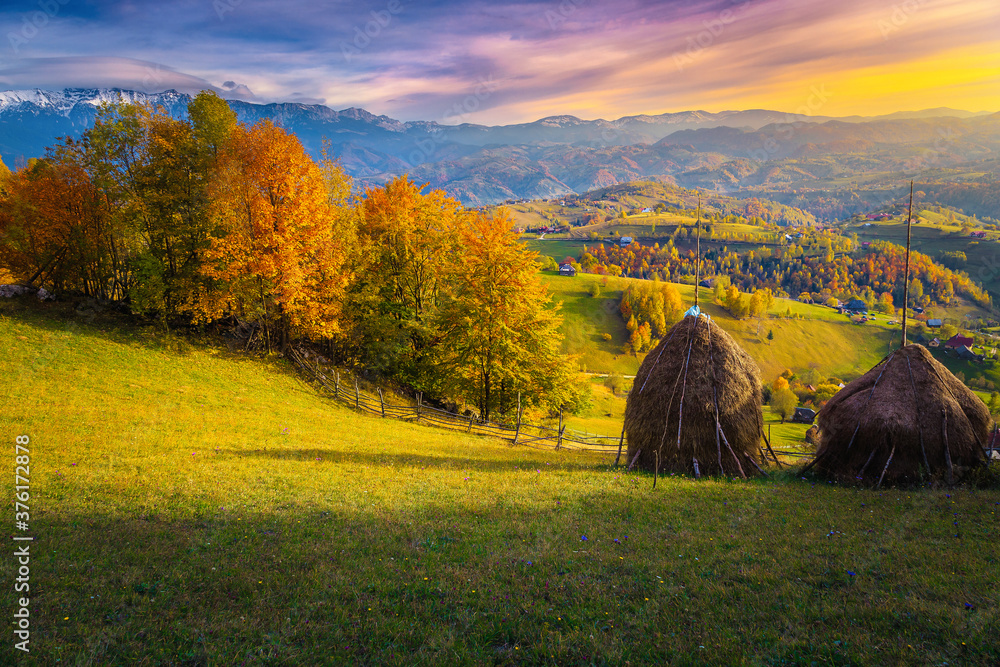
top-left (769, 387), bottom-right (798, 423)
top-left (437, 210), bottom-right (580, 422)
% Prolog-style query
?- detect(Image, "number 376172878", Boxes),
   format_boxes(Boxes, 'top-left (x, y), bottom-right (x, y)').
top-left (15, 435), bottom-right (30, 531)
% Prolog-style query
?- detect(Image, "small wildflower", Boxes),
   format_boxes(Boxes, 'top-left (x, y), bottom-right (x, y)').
top-left (847, 571), bottom-right (856, 577)
top-left (581, 535), bottom-right (588, 541)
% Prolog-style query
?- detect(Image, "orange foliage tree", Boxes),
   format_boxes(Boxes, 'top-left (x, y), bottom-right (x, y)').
top-left (200, 120), bottom-right (354, 347)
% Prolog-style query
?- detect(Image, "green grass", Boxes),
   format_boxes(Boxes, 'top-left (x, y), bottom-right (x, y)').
top-left (540, 272), bottom-right (639, 376)
top-left (543, 272), bottom-right (896, 382)
top-left (2, 302), bottom-right (999, 665)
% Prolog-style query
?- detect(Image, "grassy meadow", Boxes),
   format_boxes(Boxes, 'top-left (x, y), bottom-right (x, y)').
top-left (2, 300), bottom-right (999, 665)
top-left (541, 271), bottom-right (897, 383)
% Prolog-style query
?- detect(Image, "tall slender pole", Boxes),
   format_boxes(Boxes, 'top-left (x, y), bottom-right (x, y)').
top-left (901, 181), bottom-right (913, 348)
top-left (695, 195), bottom-right (701, 308)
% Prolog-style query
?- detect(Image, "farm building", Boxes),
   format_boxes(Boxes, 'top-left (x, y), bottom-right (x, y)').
top-left (791, 407), bottom-right (816, 424)
top-left (945, 334), bottom-right (974, 349)
top-left (926, 319), bottom-right (943, 327)
top-left (558, 263), bottom-right (577, 277)
top-left (845, 299), bottom-right (867, 312)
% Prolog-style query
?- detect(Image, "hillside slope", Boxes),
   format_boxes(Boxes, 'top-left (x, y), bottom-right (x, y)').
top-left (2, 301), bottom-right (998, 665)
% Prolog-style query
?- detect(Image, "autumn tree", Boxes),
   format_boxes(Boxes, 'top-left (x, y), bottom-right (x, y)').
top-left (344, 175), bottom-right (462, 389)
top-left (436, 209), bottom-right (580, 421)
top-left (0, 145), bottom-right (114, 295)
top-left (200, 120), bottom-right (354, 348)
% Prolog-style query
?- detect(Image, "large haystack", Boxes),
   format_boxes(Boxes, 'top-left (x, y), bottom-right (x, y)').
top-left (810, 343), bottom-right (989, 485)
top-left (623, 312), bottom-right (766, 478)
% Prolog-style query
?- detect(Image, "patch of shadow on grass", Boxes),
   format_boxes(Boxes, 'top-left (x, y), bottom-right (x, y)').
top-left (226, 447), bottom-right (608, 473)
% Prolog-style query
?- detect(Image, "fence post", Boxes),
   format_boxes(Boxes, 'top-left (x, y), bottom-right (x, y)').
top-left (513, 393), bottom-right (521, 445)
top-left (557, 411), bottom-right (564, 450)
top-left (467, 412), bottom-right (474, 432)
top-left (377, 387), bottom-right (386, 417)
top-left (334, 371), bottom-right (340, 396)
top-left (416, 392), bottom-right (422, 421)
top-left (355, 378), bottom-right (360, 409)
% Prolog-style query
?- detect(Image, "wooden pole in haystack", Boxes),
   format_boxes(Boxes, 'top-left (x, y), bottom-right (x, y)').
top-left (902, 181), bottom-right (914, 347)
top-left (695, 195), bottom-right (702, 308)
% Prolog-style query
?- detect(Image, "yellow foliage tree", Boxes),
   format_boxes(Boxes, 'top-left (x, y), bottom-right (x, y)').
top-left (200, 120), bottom-right (354, 347)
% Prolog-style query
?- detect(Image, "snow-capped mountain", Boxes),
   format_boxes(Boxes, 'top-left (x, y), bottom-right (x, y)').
top-left (0, 88), bottom-right (192, 117)
top-left (0, 88), bottom-right (993, 205)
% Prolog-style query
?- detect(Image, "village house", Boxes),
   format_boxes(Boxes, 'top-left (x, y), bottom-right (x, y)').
top-left (944, 334), bottom-right (974, 349)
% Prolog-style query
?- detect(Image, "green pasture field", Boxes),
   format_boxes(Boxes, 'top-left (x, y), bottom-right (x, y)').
top-left (2, 301), bottom-right (998, 666)
top-left (0, 303), bottom-right (1000, 665)
top-left (541, 272), bottom-right (897, 382)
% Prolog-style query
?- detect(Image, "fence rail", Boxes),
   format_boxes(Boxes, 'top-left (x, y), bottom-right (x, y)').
top-left (286, 348), bottom-right (624, 454)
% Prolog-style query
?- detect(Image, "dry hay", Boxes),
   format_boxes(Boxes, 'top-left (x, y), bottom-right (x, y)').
top-left (810, 343), bottom-right (990, 485)
top-left (623, 313), bottom-right (766, 478)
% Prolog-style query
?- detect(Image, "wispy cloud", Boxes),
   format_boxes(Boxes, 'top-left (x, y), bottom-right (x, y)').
top-left (0, 0), bottom-right (995, 121)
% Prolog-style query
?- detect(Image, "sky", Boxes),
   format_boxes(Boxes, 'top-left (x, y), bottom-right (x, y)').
top-left (0, 0), bottom-right (997, 124)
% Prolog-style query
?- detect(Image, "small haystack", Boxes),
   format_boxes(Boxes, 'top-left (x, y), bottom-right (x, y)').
top-left (623, 311), bottom-right (767, 478)
top-left (809, 343), bottom-right (990, 485)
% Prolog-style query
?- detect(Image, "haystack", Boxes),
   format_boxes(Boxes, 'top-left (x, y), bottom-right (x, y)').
top-left (809, 343), bottom-right (989, 485)
top-left (623, 311), bottom-right (766, 478)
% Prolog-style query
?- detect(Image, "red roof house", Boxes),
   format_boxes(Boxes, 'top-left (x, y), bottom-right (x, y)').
top-left (945, 334), bottom-right (974, 349)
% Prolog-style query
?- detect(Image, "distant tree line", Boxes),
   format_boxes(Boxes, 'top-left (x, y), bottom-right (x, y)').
top-left (577, 237), bottom-right (989, 310)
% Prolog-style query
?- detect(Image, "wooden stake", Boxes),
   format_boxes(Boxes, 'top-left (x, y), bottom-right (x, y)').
top-left (692, 457), bottom-right (701, 479)
top-left (334, 370), bottom-right (340, 396)
top-left (902, 181), bottom-right (914, 347)
top-left (354, 378), bottom-right (360, 409)
top-left (714, 387), bottom-right (724, 475)
top-left (377, 387), bottom-right (386, 417)
top-left (614, 424), bottom-right (627, 466)
top-left (694, 195), bottom-right (701, 308)
top-left (846, 351), bottom-right (896, 450)
top-left (858, 448), bottom-right (878, 478)
top-left (942, 409), bottom-right (955, 486)
top-left (416, 392), bottom-right (422, 420)
top-left (876, 443), bottom-right (896, 489)
top-left (762, 429), bottom-right (784, 469)
top-left (718, 425), bottom-right (747, 479)
top-left (627, 448), bottom-right (643, 471)
top-left (906, 357), bottom-right (931, 473)
top-left (676, 317), bottom-right (699, 449)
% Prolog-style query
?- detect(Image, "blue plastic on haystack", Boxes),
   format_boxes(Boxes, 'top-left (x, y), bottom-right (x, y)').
top-left (684, 305), bottom-right (709, 320)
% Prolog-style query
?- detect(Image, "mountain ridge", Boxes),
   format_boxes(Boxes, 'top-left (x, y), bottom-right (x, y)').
top-left (0, 87), bottom-right (996, 206)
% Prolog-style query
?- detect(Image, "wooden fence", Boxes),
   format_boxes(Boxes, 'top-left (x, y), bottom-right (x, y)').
top-left (289, 348), bottom-right (1000, 469)
top-left (287, 347), bottom-right (625, 456)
